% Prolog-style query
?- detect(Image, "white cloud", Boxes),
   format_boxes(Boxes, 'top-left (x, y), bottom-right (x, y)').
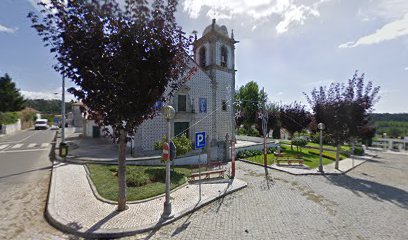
top-left (22, 89), bottom-right (76, 101)
top-left (363, 0), bottom-right (408, 20)
top-left (339, 13), bottom-right (408, 48)
top-left (275, 4), bottom-right (319, 34)
top-left (182, 0), bottom-right (329, 34)
top-left (0, 24), bottom-right (17, 33)
top-left (404, 67), bottom-right (408, 71)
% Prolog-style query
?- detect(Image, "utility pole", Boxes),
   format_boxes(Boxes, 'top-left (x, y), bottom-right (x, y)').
top-left (61, 75), bottom-right (66, 143)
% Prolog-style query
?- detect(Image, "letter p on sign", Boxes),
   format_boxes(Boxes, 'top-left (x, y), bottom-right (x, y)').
top-left (195, 132), bottom-right (206, 149)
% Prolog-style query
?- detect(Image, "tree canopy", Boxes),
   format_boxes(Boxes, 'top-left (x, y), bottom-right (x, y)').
top-left (29, 0), bottom-right (191, 211)
top-left (280, 101), bottom-right (311, 137)
top-left (29, 0), bottom-right (190, 136)
top-left (305, 71), bottom-right (380, 145)
top-left (235, 81), bottom-right (263, 130)
top-left (304, 71), bottom-right (380, 168)
top-left (0, 74), bottom-right (25, 112)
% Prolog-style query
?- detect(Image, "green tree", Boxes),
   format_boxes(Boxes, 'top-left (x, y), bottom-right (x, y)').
top-left (25, 99), bottom-right (71, 114)
top-left (0, 74), bottom-right (25, 112)
top-left (235, 81), bottom-right (263, 132)
top-left (29, 0), bottom-right (190, 211)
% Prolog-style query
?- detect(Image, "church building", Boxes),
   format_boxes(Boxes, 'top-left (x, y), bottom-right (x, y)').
top-left (133, 19), bottom-right (238, 161)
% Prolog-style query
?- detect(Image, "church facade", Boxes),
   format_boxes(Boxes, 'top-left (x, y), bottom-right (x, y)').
top-left (133, 19), bottom-right (237, 161)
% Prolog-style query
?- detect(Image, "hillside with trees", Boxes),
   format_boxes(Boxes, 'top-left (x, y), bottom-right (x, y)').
top-left (25, 99), bottom-right (71, 114)
top-left (370, 113), bottom-right (408, 122)
top-left (369, 113), bottom-right (408, 138)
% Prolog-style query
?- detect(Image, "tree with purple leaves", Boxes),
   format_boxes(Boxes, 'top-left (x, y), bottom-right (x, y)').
top-left (304, 71), bottom-right (380, 169)
top-left (280, 101), bottom-right (311, 149)
top-left (29, 0), bottom-right (191, 211)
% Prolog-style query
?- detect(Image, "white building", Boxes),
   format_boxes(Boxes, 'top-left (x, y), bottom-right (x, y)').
top-left (133, 19), bottom-right (238, 161)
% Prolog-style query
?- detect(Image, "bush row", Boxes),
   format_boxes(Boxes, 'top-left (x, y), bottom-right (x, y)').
top-left (307, 149), bottom-right (345, 161)
top-left (236, 147), bottom-right (277, 159)
top-left (109, 166), bottom-right (186, 188)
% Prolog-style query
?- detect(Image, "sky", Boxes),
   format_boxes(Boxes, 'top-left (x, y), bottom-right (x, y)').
top-left (0, 0), bottom-right (407, 113)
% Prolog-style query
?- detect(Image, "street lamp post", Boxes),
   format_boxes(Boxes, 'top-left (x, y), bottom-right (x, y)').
top-left (61, 75), bottom-right (66, 143)
top-left (162, 105), bottom-right (175, 219)
top-left (318, 123), bottom-right (325, 172)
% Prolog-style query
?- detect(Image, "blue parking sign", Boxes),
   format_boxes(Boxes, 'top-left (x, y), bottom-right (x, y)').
top-left (195, 132), bottom-right (206, 149)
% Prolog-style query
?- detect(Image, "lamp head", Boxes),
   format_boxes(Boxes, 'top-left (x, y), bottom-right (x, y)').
top-left (162, 105), bottom-right (175, 121)
top-left (318, 123), bottom-right (325, 130)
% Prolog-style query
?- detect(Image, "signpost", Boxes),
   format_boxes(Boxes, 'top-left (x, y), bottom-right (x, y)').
top-left (162, 142), bottom-right (170, 161)
top-left (195, 132), bottom-right (206, 201)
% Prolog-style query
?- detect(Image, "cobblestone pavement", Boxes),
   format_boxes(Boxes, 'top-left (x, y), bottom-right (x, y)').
top-left (123, 152), bottom-right (408, 240)
top-left (0, 170), bottom-right (76, 240)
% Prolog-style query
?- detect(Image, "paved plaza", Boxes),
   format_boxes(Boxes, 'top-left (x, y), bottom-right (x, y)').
top-left (123, 152), bottom-right (408, 240)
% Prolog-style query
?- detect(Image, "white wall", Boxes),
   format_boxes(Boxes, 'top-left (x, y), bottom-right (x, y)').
top-left (0, 119), bottom-right (21, 135)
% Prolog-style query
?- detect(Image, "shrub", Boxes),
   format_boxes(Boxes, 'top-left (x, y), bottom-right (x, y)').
top-left (154, 135), bottom-right (167, 151)
top-left (353, 146), bottom-right (364, 156)
top-left (172, 134), bottom-right (192, 156)
top-left (238, 126), bottom-right (261, 137)
top-left (0, 112), bottom-right (20, 125)
top-left (144, 168), bottom-right (185, 183)
top-left (292, 137), bottom-right (307, 149)
top-left (126, 169), bottom-right (149, 187)
top-left (236, 146), bottom-right (277, 159)
top-left (153, 134), bottom-right (193, 157)
top-left (310, 132), bottom-right (334, 145)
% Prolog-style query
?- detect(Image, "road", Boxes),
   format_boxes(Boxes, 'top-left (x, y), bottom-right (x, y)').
top-left (2, 130), bottom-right (407, 240)
top-left (0, 129), bottom-right (71, 239)
top-left (124, 152), bottom-right (408, 240)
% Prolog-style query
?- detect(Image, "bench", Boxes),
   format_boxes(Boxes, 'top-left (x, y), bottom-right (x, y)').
top-left (276, 159), bottom-right (304, 166)
top-left (188, 162), bottom-right (226, 181)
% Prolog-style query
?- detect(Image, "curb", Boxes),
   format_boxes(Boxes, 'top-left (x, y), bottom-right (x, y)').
top-left (46, 166), bottom-right (247, 238)
top-left (47, 147), bottom-right (247, 238)
top-left (83, 164), bottom-right (190, 205)
top-left (237, 156), bottom-right (369, 176)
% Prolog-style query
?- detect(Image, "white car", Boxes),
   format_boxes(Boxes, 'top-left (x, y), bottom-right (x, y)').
top-left (34, 119), bottom-right (48, 130)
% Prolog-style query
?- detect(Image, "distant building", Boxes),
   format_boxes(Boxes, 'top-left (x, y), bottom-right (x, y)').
top-left (71, 102), bottom-right (84, 127)
top-left (133, 19), bottom-right (238, 161)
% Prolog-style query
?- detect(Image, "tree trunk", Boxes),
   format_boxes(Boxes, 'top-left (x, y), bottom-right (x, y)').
top-left (335, 144), bottom-right (340, 170)
top-left (117, 129), bottom-right (127, 211)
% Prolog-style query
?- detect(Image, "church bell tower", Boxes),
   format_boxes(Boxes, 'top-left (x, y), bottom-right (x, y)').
top-left (193, 19), bottom-right (238, 158)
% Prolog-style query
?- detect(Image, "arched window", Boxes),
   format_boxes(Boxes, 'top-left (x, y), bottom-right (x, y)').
top-left (221, 46), bottom-right (228, 67)
top-left (199, 47), bottom-right (206, 67)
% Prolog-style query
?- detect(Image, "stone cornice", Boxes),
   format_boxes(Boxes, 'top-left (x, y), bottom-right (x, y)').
top-left (193, 31), bottom-right (236, 49)
top-left (202, 64), bottom-right (236, 74)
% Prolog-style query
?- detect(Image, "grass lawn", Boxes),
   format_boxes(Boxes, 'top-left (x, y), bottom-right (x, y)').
top-left (279, 140), bottom-right (351, 152)
top-left (87, 164), bottom-right (191, 202)
top-left (245, 146), bottom-right (347, 169)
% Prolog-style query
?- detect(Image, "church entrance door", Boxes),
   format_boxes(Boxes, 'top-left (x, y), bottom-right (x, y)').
top-left (174, 122), bottom-right (189, 138)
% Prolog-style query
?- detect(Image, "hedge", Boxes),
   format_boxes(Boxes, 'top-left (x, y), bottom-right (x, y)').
top-left (0, 112), bottom-right (20, 125)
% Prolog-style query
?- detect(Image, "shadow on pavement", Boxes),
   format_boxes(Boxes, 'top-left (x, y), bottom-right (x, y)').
top-left (0, 165), bottom-right (52, 180)
top-left (84, 210), bottom-right (120, 236)
top-left (169, 202), bottom-right (201, 238)
top-left (324, 174), bottom-right (408, 209)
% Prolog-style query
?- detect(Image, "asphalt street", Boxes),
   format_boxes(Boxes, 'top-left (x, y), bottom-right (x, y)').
top-left (0, 129), bottom-right (70, 239)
